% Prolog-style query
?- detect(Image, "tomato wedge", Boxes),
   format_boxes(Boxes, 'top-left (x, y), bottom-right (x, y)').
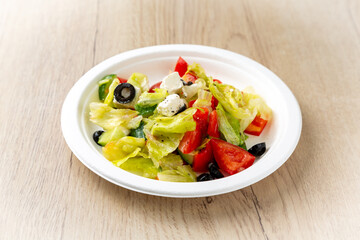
top-left (178, 108), bottom-right (209, 154)
top-left (192, 142), bottom-right (213, 172)
top-left (149, 81), bottom-right (162, 93)
top-left (207, 110), bottom-right (220, 138)
top-left (210, 138), bottom-right (255, 175)
top-left (182, 72), bottom-right (198, 83)
top-left (244, 116), bottom-right (268, 136)
top-left (174, 57), bottom-right (188, 77)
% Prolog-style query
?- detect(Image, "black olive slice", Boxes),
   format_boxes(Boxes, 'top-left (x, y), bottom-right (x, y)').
top-left (180, 79), bottom-right (193, 86)
top-left (197, 173), bottom-right (213, 182)
top-left (208, 162), bottom-right (224, 179)
top-left (93, 130), bottom-right (104, 146)
top-left (175, 104), bottom-right (187, 115)
top-left (248, 142), bottom-right (266, 157)
top-left (114, 83), bottom-right (136, 104)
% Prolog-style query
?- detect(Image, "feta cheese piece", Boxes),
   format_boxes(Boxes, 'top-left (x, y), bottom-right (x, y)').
top-left (157, 94), bottom-right (187, 117)
top-left (160, 72), bottom-right (183, 94)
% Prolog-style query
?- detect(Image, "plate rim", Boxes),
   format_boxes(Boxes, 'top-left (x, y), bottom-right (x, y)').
top-left (61, 44), bottom-right (302, 198)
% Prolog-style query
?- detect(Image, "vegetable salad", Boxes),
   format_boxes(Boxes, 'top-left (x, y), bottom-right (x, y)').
top-left (89, 57), bottom-right (272, 182)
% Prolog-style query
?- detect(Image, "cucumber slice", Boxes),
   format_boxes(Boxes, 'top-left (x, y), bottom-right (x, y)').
top-left (177, 148), bottom-right (197, 164)
top-left (98, 126), bottom-right (129, 146)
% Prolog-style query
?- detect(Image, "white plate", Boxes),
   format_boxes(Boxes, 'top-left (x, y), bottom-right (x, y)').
top-left (61, 44), bottom-right (302, 198)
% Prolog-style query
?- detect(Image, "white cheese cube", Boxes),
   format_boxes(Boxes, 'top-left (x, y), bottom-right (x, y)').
top-left (157, 94), bottom-right (187, 117)
top-left (160, 72), bottom-right (183, 94)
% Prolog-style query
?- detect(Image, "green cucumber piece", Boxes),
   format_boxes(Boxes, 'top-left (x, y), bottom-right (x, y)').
top-left (177, 148), bottom-right (197, 164)
top-left (98, 74), bottom-right (117, 101)
top-left (130, 121), bottom-right (146, 139)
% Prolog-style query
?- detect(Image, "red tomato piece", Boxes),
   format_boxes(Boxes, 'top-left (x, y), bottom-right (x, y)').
top-left (211, 96), bottom-right (218, 109)
top-left (210, 138), bottom-right (255, 175)
top-left (244, 116), bottom-right (268, 136)
top-left (149, 81), bottom-right (162, 93)
top-left (188, 100), bottom-right (196, 108)
top-left (182, 72), bottom-right (198, 83)
top-left (178, 108), bottom-right (209, 154)
top-left (192, 142), bottom-right (213, 172)
top-left (117, 77), bottom-right (127, 83)
top-left (174, 57), bottom-right (188, 77)
top-left (213, 79), bottom-right (222, 84)
top-left (207, 110), bottom-right (220, 138)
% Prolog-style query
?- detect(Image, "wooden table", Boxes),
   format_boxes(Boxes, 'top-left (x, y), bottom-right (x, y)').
top-left (1, 0), bottom-right (359, 239)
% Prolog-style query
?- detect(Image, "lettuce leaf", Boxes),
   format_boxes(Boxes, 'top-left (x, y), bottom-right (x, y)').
top-left (217, 103), bottom-right (247, 146)
top-left (158, 153), bottom-right (183, 170)
top-left (119, 157), bottom-right (158, 179)
top-left (192, 89), bottom-right (213, 111)
top-left (89, 102), bottom-right (141, 130)
top-left (136, 88), bottom-right (168, 107)
top-left (143, 119), bottom-right (185, 167)
top-left (150, 108), bottom-right (197, 135)
top-left (127, 73), bottom-right (149, 92)
top-left (186, 63), bottom-right (211, 86)
top-left (157, 165), bottom-right (197, 182)
top-left (242, 86), bottom-right (272, 120)
top-left (102, 136), bottom-right (146, 166)
top-left (104, 78), bottom-right (120, 107)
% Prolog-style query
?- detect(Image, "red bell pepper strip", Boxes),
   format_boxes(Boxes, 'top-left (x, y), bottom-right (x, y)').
top-left (192, 142), bottom-right (213, 172)
top-left (188, 100), bottom-right (196, 108)
top-left (207, 110), bottom-right (220, 138)
top-left (213, 79), bottom-right (222, 84)
top-left (244, 116), bottom-right (268, 136)
top-left (211, 96), bottom-right (218, 110)
top-left (149, 81), bottom-right (162, 93)
top-left (174, 57), bottom-right (188, 77)
top-left (178, 108), bottom-right (209, 154)
top-left (210, 138), bottom-right (255, 175)
top-left (117, 77), bottom-right (127, 84)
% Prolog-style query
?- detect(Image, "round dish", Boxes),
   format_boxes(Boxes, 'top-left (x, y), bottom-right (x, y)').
top-left (61, 44), bottom-right (302, 198)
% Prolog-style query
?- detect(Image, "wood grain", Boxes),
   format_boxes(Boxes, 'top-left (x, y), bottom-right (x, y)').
top-left (1, 0), bottom-right (359, 239)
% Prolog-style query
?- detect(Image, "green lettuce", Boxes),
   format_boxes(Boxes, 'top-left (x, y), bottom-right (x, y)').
top-left (150, 108), bottom-right (197, 135)
top-left (192, 89), bottom-right (213, 110)
top-left (89, 102), bottom-right (141, 130)
top-left (158, 153), bottom-right (183, 170)
top-left (104, 78), bottom-right (120, 107)
top-left (136, 88), bottom-right (168, 107)
top-left (102, 136), bottom-right (146, 166)
top-left (157, 165), bottom-right (197, 182)
top-left (127, 73), bottom-right (149, 92)
top-left (120, 157), bottom-right (158, 179)
top-left (143, 119), bottom-right (185, 167)
top-left (217, 103), bottom-right (247, 146)
top-left (186, 63), bottom-right (211, 86)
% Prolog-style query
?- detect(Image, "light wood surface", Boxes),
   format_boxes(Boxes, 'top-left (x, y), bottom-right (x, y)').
top-left (1, 0), bottom-right (359, 239)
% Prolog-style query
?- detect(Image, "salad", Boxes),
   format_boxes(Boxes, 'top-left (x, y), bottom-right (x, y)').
top-left (89, 57), bottom-right (272, 182)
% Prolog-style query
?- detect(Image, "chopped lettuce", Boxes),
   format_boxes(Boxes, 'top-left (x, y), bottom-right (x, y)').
top-left (104, 78), bottom-right (120, 107)
top-left (186, 63), bottom-right (211, 86)
top-left (89, 102), bottom-right (141, 130)
top-left (127, 73), bottom-right (149, 92)
top-left (136, 88), bottom-right (168, 107)
top-left (217, 103), bottom-right (247, 146)
top-left (150, 108), bottom-right (197, 135)
top-left (192, 89), bottom-right (213, 111)
top-left (102, 136), bottom-right (146, 166)
top-left (98, 74), bottom-right (117, 101)
top-left (242, 86), bottom-right (272, 120)
top-left (120, 157), bottom-right (158, 179)
top-left (143, 119), bottom-right (185, 167)
top-left (210, 82), bottom-right (252, 119)
top-left (98, 125), bottom-right (130, 146)
top-left (157, 165), bottom-right (197, 182)
top-left (158, 153), bottom-right (183, 170)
